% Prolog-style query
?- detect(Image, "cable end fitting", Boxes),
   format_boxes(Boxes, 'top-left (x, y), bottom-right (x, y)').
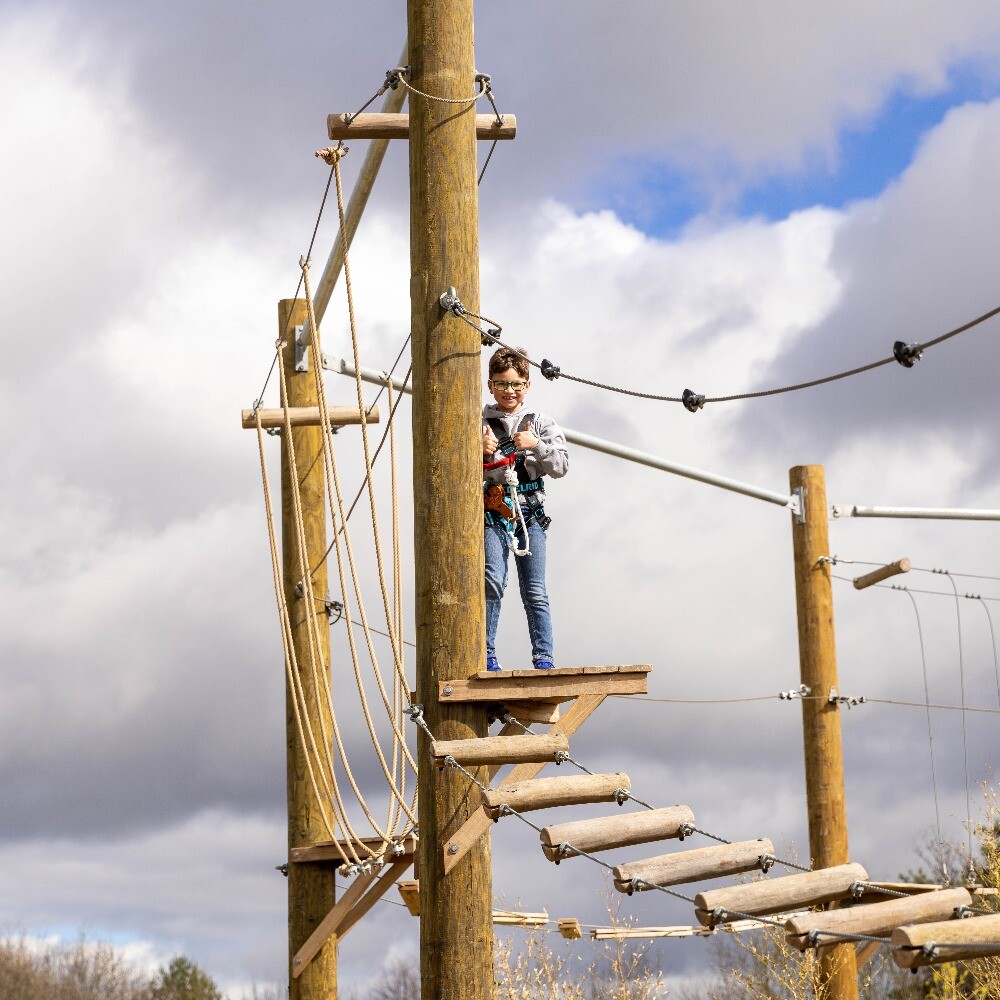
top-left (541, 359), bottom-right (561, 381)
top-left (439, 287), bottom-right (465, 315)
top-left (893, 341), bottom-right (923, 368)
top-left (482, 327), bottom-right (501, 347)
top-left (682, 389), bottom-right (706, 413)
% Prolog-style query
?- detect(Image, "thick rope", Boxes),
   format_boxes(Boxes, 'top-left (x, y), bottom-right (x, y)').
top-left (299, 260), bottom-right (419, 828)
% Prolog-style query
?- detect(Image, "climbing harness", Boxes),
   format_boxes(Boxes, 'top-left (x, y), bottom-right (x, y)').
top-left (482, 414), bottom-right (551, 556)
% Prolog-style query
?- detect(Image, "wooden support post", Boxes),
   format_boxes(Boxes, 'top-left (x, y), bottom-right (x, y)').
top-left (407, 0), bottom-right (491, 995)
top-left (280, 298), bottom-right (337, 999)
top-left (789, 465), bottom-right (858, 999)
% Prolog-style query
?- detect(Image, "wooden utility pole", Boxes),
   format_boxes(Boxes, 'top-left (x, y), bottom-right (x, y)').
top-left (407, 0), bottom-right (493, 996)
top-left (280, 298), bottom-right (338, 1000)
top-left (788, 465), bottom-right (858, 999)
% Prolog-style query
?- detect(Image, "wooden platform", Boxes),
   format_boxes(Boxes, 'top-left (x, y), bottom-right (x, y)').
top-left (440, 665), bottom-right (651, 705)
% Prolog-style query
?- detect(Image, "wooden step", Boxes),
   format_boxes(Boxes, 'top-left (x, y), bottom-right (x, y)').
top-left (892, 912), bottom-right (1000, 968)
top-left (482, 773), bottom-right (630, 820)
top-left (540, 806), bottom-right (695, 863)
top-left (785, 887), bottom-right (973, 951)
top-left (431, 733), bottom-right (568, 767)
top-left (694, 862), bottom-right (869, 926)
top-left (440, 665), bottom-right (651, 706)
top-left (614, 839), bottom-right (774, 892)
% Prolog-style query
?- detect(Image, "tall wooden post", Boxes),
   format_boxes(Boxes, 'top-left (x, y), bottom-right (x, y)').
top-left (281, 298), bottom-right (338, 999)
top-left (407, 0), bottom-right (493, 997)
top-left (789, 465), bottom-right (858, 999)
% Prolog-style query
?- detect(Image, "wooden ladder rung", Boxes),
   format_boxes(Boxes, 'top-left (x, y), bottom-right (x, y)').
top-left (327, 112), bottom-right (518, 140)
top-left (892, 912), bottom-right (1000, 968)
top-left (786, 887), bottom-right (974, 951)
top-left (482, 773), bottom-right (630, 820)
top-left (614, 839), bottom-right (774, 892)
top-left (694, 863), bottom-right (869, 925)
top-left (431, 733), bottom-right (568, 767)
top-left (540, 806), bottom-right (695, 862)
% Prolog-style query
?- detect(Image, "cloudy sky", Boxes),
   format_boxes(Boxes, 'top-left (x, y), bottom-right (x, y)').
top-left (3, 0), bottom-right (1000, 994)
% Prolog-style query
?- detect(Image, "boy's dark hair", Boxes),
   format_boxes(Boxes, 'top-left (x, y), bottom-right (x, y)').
top-left (488, 346), bottom-right (530, 381)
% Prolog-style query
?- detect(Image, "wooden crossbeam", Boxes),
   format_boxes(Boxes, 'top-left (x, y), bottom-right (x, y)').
top-left (289, 834), bottom-right (417, 866)
top-left (440, 665), bottom-right (651, 706)
top-left (241, 405), bottom-right (380, 429)
top-left (327, 112), bottom-right (517, 140)
top-left (443, 693), bottom-right (607, 874)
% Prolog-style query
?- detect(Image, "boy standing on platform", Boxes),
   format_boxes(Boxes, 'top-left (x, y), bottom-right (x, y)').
top-left (481, 346), bottom-right (569, 672)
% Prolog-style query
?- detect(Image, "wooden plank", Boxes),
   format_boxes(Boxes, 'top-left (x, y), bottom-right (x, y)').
top-left (892, 912), bottom-right (1000, 968)
top-left (290, 834), bottom-right (417, 865)
top-left (397, 880), bottom-right (420, 916)
top-left (441, 671), bottom-right (649, 705)
top-left (431, 733), bottom-right (568, 766)
top-left (337, 861), bottom-right (412, 940)
top-left (695, 863), bottom-right (870, 926)
top-left (242, 405), bottom-right (379, 429)
top-left (785, 887), bottom-right (973, 951)
top-left (291, 870), bottom-right (377, 978)
top-left (483, 773), bottom-right (630, 820)
top-left (472, 664), bottom-right (652, 680)
top-left (442, 693), bottom-right (607, 874)
top-left (540, 806), bottom-right (695, 862)
top-left (613, 839), bottom-right (774, 891)
top-left (328, 112), bottom-right (517, 140)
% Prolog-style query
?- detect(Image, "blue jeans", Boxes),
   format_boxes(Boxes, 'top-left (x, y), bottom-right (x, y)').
top-left (485, 519), bottom-right (553, 665)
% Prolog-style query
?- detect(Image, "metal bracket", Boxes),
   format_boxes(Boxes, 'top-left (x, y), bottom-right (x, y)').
top-left (789, 487), bottom-right (805, 524)
top-left (828, 687), bottom-right (866, 709)
top-left (830, 504), bottom-right (856, 519)
top-left (294, 324), bottom-right (310, 372)
top-left (779, 684), bottom-right (811, 701)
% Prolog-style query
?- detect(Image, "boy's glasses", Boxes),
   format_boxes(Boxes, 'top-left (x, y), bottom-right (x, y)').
top-left (490, 380), bottom-right (527, 391)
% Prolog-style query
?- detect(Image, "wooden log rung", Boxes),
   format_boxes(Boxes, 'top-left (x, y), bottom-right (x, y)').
top-left (892, 912), bottom-right (1000, 968)
top-left (482, 773), bottom-right (631, 820)
top-left (853, 558), bottom-right (910, 590)
top-left (540, 806), bottom-right (696, 863)
top-left (785, 887), bottom-right (974, 952)
top-left (327, 112), bottom-right (517, 140)
top-left (614, 839), bottom-right (774, 892)
top-left (431, 733), bottom-right (569, 767)
top-left (241, 405), bottom-right (379, 429)
top-left (694, 863), bottom-right (870, 926)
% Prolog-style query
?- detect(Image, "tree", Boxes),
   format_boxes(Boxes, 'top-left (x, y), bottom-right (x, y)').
top-left (149, 956), bottom-right (223, 1000)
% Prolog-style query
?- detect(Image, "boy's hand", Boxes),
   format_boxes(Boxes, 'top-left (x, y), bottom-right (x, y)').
top-left (513, 416), bottom-right (539, 451)
top-left (483, 424), bottom-right (499, 457)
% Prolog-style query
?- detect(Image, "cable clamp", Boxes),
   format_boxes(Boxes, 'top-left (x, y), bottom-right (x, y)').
top-left (384, 66), bottom-right (407, 90)
top-left (624, 879), bottom-right (641, 897)
top-left (443, 755), bottom-right (458, 770)
top-left (540, 359), bottom-right (561, 381)
top-left (554, 843), bottom-right (574, 865)
top-left (406, 704), bottom-right (424, 722)
top-left (679, 822), bottom-right (694, 842)
top-left (324, 599), bottom-right (344, 623)
top-left (339, 864), bottom-right (360, 877)
top-left (682, 388), bottom-right (705, 413)
top-left (954, 905), bottom-right (974, 919)
top-left (496, 804), bottom-right (514, 823)
top-left (759, 854), bottom-right (775, 874)
top-left (275, 863), bottom-right (289, 877)
top-left (439, 287), bottom-right (465, 315)
top-left (922, 942), bottom-right (939, 960)
top-left (709, 908), bottom-right (728, 928)
top-left (389, 842), bottom-right (405, 857)
top-left (554, 750), bottom-right (569, 765)
top-left (266, 427), bottom-right (281, 437)
top-left (613, 787), bottom-right (630, 806)
top-left (806, 930), bottom-right (822, 949)
top-left (779, 684), bottom-right (811, 700)
top-left (893, 341), bottom-right (923, 368)
top-left (828, 688), bottom-right (866, 709)
top-left (848, 881), bottom-right (866, 900)
top-left (817, 555), bottom-right (837, 566)
top-left (482, 326), bottom-right (501, 347)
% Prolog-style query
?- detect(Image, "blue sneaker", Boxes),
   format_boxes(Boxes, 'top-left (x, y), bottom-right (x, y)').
top-left (533, 658), bottom-right (554, 670)
top-left (486, 654), bottom-right (502, 673)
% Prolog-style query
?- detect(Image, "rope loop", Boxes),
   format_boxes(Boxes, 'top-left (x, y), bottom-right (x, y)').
top-left (315, 144), bottom-right (349, 166)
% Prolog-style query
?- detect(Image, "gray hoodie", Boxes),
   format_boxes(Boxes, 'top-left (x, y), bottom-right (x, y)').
top-left (482, 403), bottom-right (569, 498)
